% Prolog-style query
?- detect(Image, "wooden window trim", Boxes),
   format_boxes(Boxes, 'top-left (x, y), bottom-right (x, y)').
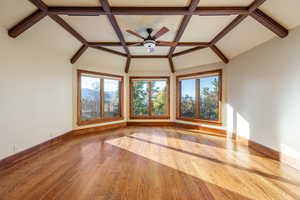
top-left (176, 69), bottom-right (223, 126)
top-left (77, 69), bottom-right (124, 126)
top-left (129, 76), bottom-right (170, 120)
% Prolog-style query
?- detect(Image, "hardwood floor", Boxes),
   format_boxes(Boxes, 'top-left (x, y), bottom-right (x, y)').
top-left (0, 127), bottom-right (300, 200)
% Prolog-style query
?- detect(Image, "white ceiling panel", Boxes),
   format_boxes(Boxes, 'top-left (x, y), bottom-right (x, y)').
top-left (116, 15), bottom-right (182, 42)
top-left (105, 46), bottom-right (126, 54)
top-left (260, 0), bottom-right (300, 29)
top-left (173, 48), bottom-right (220, 70)
top-left (61, 15), bottom-right (119, 42)
top-left (0, 0), bottom-right (36, 28)
top-left (130, 58), bottom-right (170, 72)
top-left (173, 46), bottom-right (194, 54)
top-left (43, 0), bottom-right (100, 6)
top-left (217, 17), bottom-right (276, 58)
top-left (199, 0), bottom-right (252, 7)
top-left (181, 16), bottom-right (236, 42)
top-left (110, 0), bottom-right (190, 7)
top-left (76, 47), bottom-right (126, 73)
top-left (11, 16), bottom-right (81, 58)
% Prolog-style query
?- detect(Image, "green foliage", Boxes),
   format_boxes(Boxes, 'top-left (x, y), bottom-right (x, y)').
top-left (181, 77), bottom-right (219, 120)
top-left (133, 81), bottom-right (167, 116)
top-left (181, 95), bottom-right (195, 117)
top-left (200, 78), bottom-right (219, 120)
top-left (133, 81), bottom-right (149, 115)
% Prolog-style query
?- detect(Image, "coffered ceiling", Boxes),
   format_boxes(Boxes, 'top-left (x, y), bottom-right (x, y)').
top-left (1, 0), bottom-right (300, 73)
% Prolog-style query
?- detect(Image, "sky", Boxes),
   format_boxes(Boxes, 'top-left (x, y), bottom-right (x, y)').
top-left (181, 76), bottom-right (218, 98)
top-left (81, 76), bottom-right (119, 92)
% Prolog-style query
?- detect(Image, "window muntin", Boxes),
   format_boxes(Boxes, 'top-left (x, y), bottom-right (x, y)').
top-left (151, 80), bottom-right (168, 116)
top-left (104, 79), bottom-right (120, 118)
top-left (177, 70), bottom-right (222, 125)
top-left (78, 70), bottom-right (123, 125)
top-left (80, 75), bottom-right (101, 121)
top-left (199, 75), bottom-right (219, 121)
top-left (130, 77), bottom-right (169, 119)
top-left (132, 81), bottom-right (149, 116)
top-left (180, 79), bottom-right (196, 118)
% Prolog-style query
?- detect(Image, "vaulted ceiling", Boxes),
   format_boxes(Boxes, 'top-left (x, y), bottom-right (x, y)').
top-left (1, 0), bottom-right (300, 73)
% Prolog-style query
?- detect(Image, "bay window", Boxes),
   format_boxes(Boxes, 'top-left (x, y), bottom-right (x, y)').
top-left (176, 70), bottom-right (222, 125)
top-left (130, 77), bottom-right (170, 119)
top-left (77, 70), bottom-right (123, 125)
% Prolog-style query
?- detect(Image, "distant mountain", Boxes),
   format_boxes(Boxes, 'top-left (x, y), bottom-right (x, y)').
top-left (82, 88), bottom-right (99, 100)
top-left (82, 88), bottom-right (117, 100)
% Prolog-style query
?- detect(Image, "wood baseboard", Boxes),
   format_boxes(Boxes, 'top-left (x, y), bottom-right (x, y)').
top-left (174, 122), bottom-right (227, 136)
top-left (127, 121), bottom-right (175, 126)
top-left (0, 131), bottom-right (72, 170)
top-left (72, 122), bottom-right (127, 135)
top-left (233, 133), bottom-right (300, 170)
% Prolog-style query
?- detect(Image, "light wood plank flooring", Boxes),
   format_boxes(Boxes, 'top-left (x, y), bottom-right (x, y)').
top-left (0, 126), bottom-right (300, 200)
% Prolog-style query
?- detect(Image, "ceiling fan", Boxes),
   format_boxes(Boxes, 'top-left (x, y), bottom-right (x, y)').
top-left (126, 27), bottom-right (178, 53)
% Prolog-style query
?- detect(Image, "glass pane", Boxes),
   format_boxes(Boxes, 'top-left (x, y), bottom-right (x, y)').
top-left (104, 79), bottom-right (120, 118)
top-left (180, 79), bottom-right (196, 118)
top-left (80, 75), bottom-right (100, 121)
top-left (199, 76), bottom-right (219, 121)
top-left (132, 81), bottom-right (149, 116)
top-left (151, 80), bottom-right (167, 116)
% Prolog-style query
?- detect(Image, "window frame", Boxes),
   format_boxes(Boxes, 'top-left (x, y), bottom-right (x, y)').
top-left (129, 76), bottom-right (170, 120)
top-left (176, 69), bottom-right (223, 126)
top-left (77, 69), bottom-right (124, 126)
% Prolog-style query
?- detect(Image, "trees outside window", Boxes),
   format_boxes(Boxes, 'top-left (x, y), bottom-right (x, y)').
top-left (177, 70), bottom-right (222, 125)
top-left (78, 70), bottom-right (123, 126)
top-left (130, 77), bottom-right (169, 119)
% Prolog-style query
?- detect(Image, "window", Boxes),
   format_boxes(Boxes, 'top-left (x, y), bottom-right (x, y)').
top-left (77, 70), bottom-right (123, 125)
top-left (177, 70), bottom-right (222, 125)
top-left (130, 77), bottom-right (170, 119)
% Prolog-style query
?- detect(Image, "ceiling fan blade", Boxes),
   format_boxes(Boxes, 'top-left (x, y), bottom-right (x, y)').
top-left (127, 42), bottom-right (143, 47)
top-left (157, 41), bottom-right (178, 47)
top-left (152, 27), bottom-right (169, 39)
top-left (126, 30), bottom-right (145, 40)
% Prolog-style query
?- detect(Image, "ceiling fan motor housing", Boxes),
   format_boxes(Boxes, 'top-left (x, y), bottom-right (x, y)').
top-left (143, 40), bottom-right (156, 48)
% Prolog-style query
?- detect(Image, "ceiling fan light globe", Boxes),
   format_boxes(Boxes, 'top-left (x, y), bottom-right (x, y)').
top-left (143, 40), bottom-right (156, 48)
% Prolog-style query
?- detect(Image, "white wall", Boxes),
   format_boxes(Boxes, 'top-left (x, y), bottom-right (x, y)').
top-left (0, 27), bottom-right (73, 160)
top-left (225, 25), bottom-right (300, 162)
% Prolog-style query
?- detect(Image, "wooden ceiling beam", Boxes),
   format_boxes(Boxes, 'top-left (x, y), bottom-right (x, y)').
top-left (49, 15), bottom-right (88, 44)
top-left (48, 7), bottom-right (104, 16)
top-left (131, 55), bottom-right (168, 58)
top-left (210, 45), bottom-right (229, 64)
top-left (248, 0), bottom-right (266, 13)
top-left (210, 14), bottom-right (248, 45)
top-left (168, 57), bottom-right (175, 73)
top-left (210, 0), bottom-right (270, 45)
top-left (28, 0), bottom-right (48, 11)
top-left (91, 46), bottom-right (127, 57)
top-left (173, 46), bottom-right (207, 57)
top-left (88, 42), bottom-right (210, 47)
top-left (71, 45), bottom-right (88, 64)
top-left (99, 0), bottom-right (130, 55)
top-left (125, 56), bottom-right (131, 73)
top-left (8, 10), bottom-right (47, 38)
top-left (47, 6), bottom-right (248, 16)
top-left (250, 9), bottom-right (288, 38)
top-left (168, 0), bottom-right (201, 57)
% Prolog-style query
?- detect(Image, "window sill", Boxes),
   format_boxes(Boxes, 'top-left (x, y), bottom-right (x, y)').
top-left (176, 117), bottom-right (223, 126)
top-left (130, 116), bottom-right (170, 120)
top-left (77, 117), bottom-right (124, 126)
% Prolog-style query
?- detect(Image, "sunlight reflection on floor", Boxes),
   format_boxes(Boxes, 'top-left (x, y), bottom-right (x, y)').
top-left (106, 130), bottom-right (300, 200)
